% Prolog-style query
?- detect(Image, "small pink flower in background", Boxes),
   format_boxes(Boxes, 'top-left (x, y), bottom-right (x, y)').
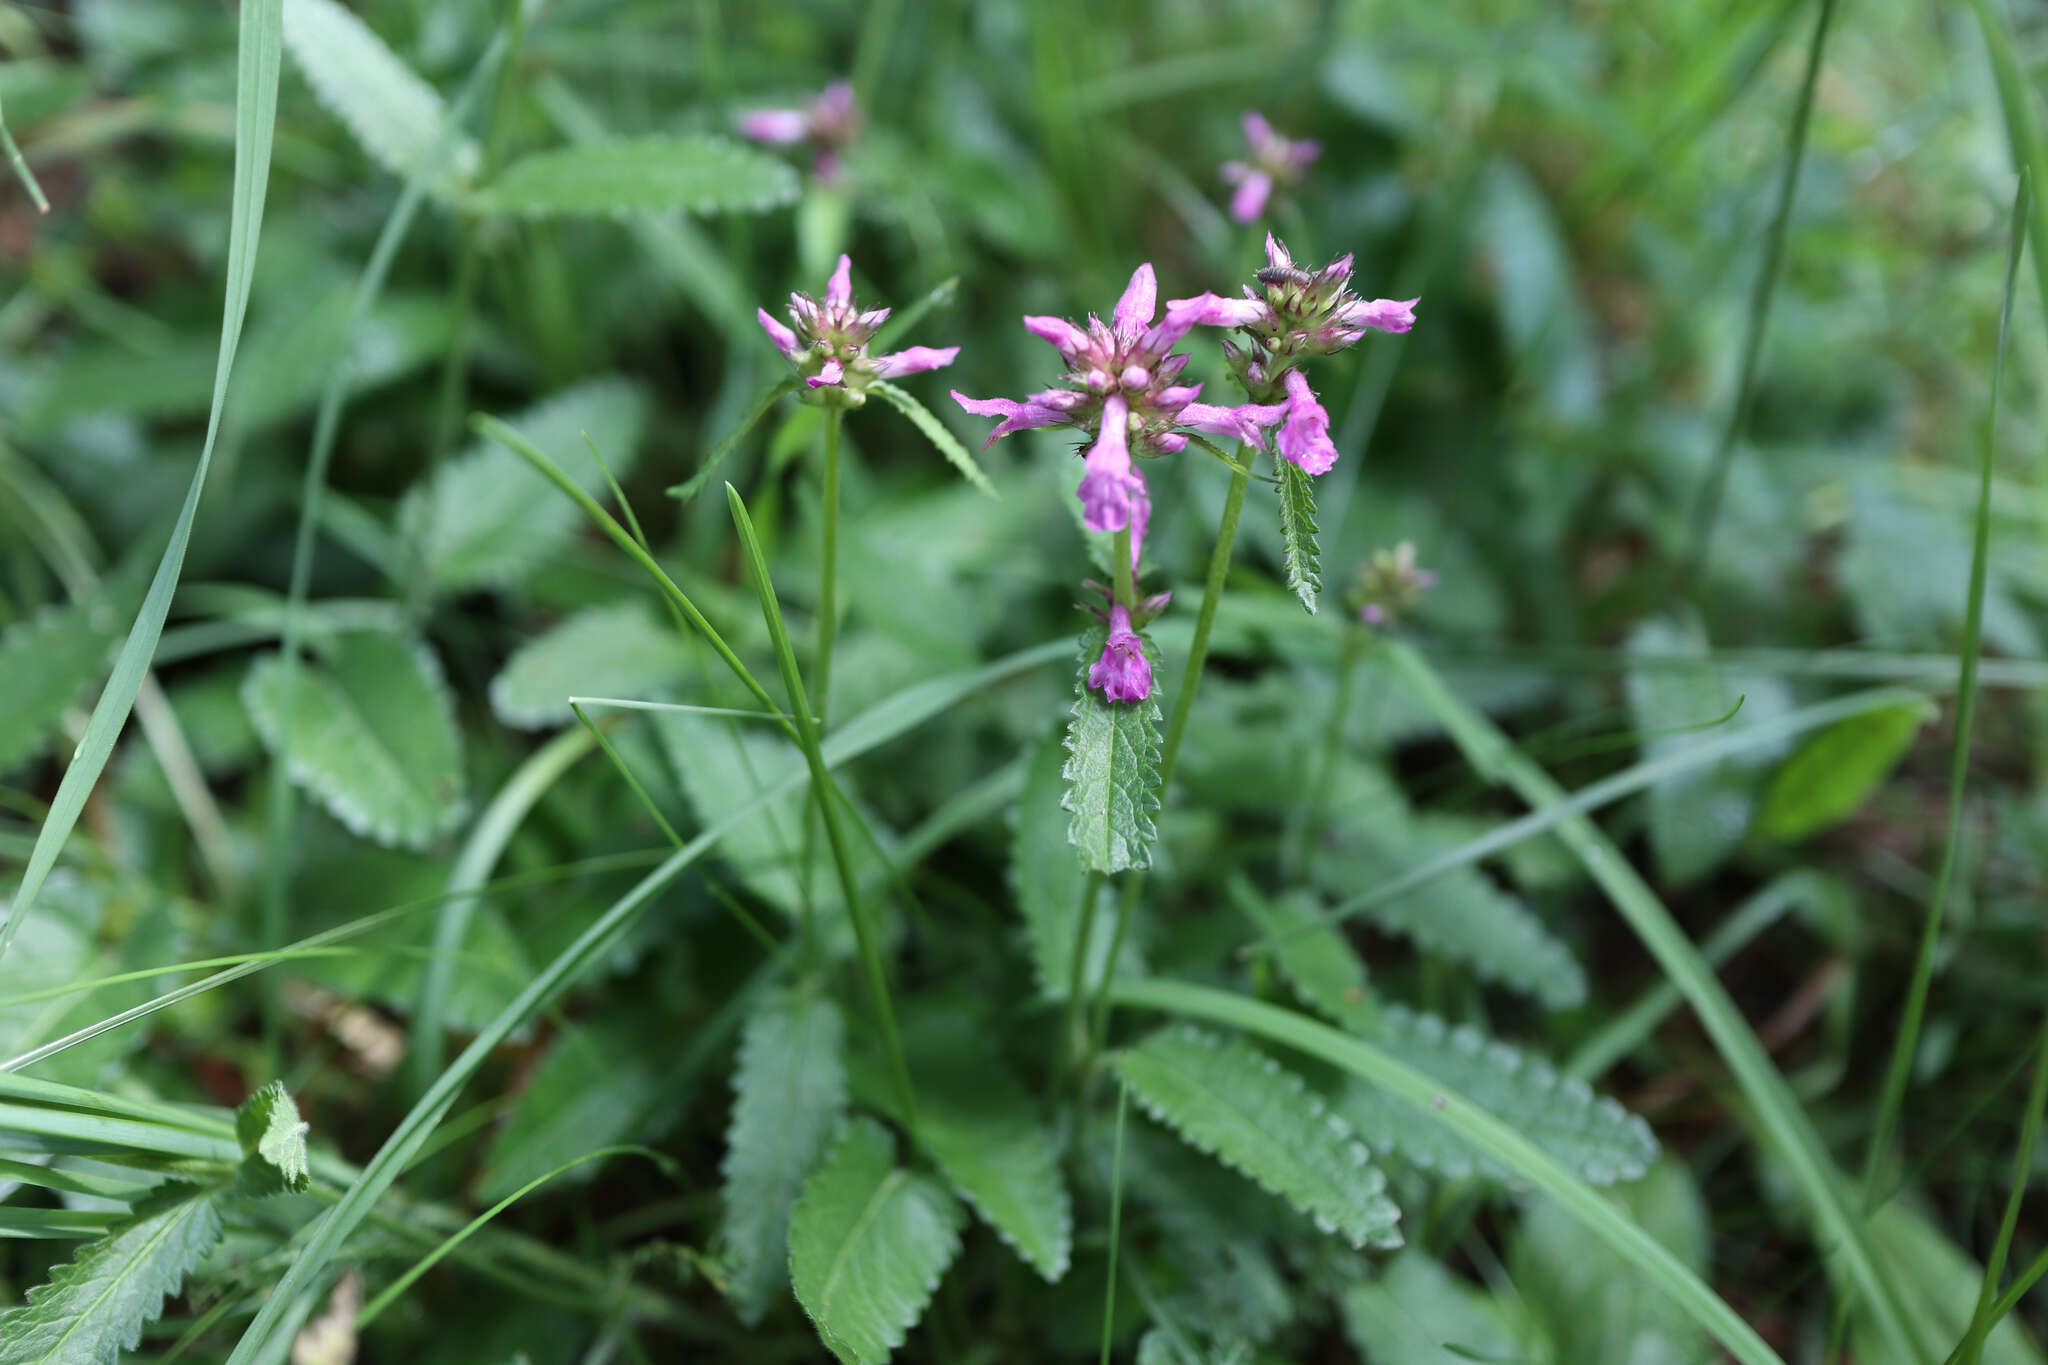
top-left (758, 254), bottom-right (957, 402)
top-left (1219, 111), bottom-right (1320, 223)
top-left (1088, 605), bottom-right (1153, 702)
top-left (1276, 370), bottom-right (1337, 475)
top-left (1350, 541), bottom-right (1437, 627)
top-left (738, 80), bottom-right (861, 181)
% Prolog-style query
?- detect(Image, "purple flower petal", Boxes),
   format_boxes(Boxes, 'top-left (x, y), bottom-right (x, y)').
top-left (1339, 296), bottom-right (1419, 334)
top-left (1229, 169), bottom-right (1273, 223)
top-left (1128, 479), bottom-right (1151, 575)
top-left (951, 391), bottom-right (1070, 446)
top-left (1089, 604), bottom-right (1152, 702)
top-left (1180, 400), bottom-right (1286, 445)
top-left (856, 306), bottom-right (892, 331)
top-left (1076, 394), bottom-right (1139, 533)
top-left (871, 345), bottom-right (960, 379)
top-left (1112, 263), bottom-right (1158, 342)
top-left (1265, 233), bottom-right (1292, 270)
top-left (807, 358), bottom-right (846, 389)
top-left (1166, 292), bottom-right (1267, 330)
top-left (1277, 369), bottom-right (1338, 474)
top-left (757, 308), bottom-right (802, 360)
top-left (1288, 139), bottom-right (1322, 170)
top-left (738, 109), bottom-right (808, 144)
top-left (1153, 383), bottom-right (1203, 409)
top-left (1242, 110), bottom-right (1275, 156)
top-left (825, 255), bottom-right (854, 311)
top-left (1022, 315), bottom-right (1089, 359)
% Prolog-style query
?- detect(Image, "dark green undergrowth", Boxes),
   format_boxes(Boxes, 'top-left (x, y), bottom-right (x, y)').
top-left (4, 1), bottom-right (2048, 1362)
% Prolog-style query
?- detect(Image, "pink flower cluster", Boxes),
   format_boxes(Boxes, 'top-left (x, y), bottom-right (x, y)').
top-left (738, 81), bottom-right (861, 182)
top-left (757, 255), bottom-right (957, 401)
top-left (1219, 111), bottom-right (1319, 223)
top-left (947, 243), bottom-right (1417, 702)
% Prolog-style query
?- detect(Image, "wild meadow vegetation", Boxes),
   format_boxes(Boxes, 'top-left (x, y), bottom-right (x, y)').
top-left (5, 0), bottom-right (2048, 1361)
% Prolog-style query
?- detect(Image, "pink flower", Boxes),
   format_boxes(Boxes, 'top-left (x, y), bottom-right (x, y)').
top-left (1339, 296), bottom-right (1419, 334)
top-left (737, 80), bottom-right (861, 181)
top-left (758, 254), bottom-right (957, 400)
top-left (1088, 605), bottom-right (1152, 703)
top-left (1276, 369), bottom-right (1338, 475)
top-left (1076, 394), bottom-right (1145, 533)
top-left (1218, 111), bottom-right (1320, 224)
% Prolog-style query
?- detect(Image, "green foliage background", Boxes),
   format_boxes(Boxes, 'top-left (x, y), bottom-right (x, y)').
top-left (4, 0), bottom-right (2048, 1361)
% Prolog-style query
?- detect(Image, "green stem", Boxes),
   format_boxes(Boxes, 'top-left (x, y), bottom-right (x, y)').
top-left (1097, 1077), bottom-right (1130, 1365)
top-left (1285, 625), bottom-right (1367, 877)
top-left (815, 408), bottom-right (843, 725)
top-left (1112, 526), bottom-right (1134, 608)
top-left (726, 485), bottom-right (918, 1134)
top-left (1083, 454), bottom-right (1255, 1064)
top-left (1063, 871), bottom-right (1105, 1076)
top-left (1856, 173), bottom-right (2022, 1207)
top-left (1949, 1011), bottom-right (2048, 1365)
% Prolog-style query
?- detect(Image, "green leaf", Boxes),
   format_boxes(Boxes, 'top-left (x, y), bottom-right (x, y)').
top-left (282, 0), bottom-right (478, 194)
top-left (489, 600), bottom-right (692, 729)
top-left (1230, 881), bottom-right (1376, 1033)
top-left (479, 1007), bottom-right (674, 1204)
top-left (897, 1018), bottom-right (1071, 1281)
top-left (1116, 1025), bottom-right (1402, 1250)
top-left (720, 987), bottom-right (848, 1324)
top-left (244, 630), bottom-right (468, 850)
top-left (471, 136), bottom-right (798, 217)
top-left (1757, 700), bottom-right (1930, 842)
top-left (0, 592), bottom-right (122, 775)
top-left (234, 1080), bottom-right (311, 1196)
top-left (0, 1187), bottom-right (222, 1365)
top-left (1313, 769), bottom-right (1586, 1009)
top-left (1341, 1251), bottom-right (1516, 1365)
top-left (1275, 460), bottom-right (1321, 614)
top-left (1121, 1127), bottom-right (1291, 1347)
top-left (1335, 1006), bottom-right (1657, 1186)
top-left (1847, 1201), bottom-right (2048, 1365)
top-left (1511, 1157), bottom-right (1711, 1365)
top-left (1137, 1331), bottom-right (1253, 1365)
top-left (1625, 616), bottom-right (1751, 886)
top-left (404, 378), bottom-right (650, 592)
top-left (869, 381), bottom-right (998, 498)
top-left (789, 1118), bottom-right (965, 1365)
top-left (1062, 628), bottom-right (1163, 874)
top-left (1013, 725), bottom-right (1135, 998)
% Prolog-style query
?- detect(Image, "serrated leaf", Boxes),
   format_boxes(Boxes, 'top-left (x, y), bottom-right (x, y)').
top-left (789, 1118), bottom-right (965, 1365)
top-left (1335, 1006), bottom-right (1657, 1186)
top-left (244, 630), bottom-right (468, 850)
top-left (1313, 766), bottom-right (1587, 1010)
top-left (1757, 700), bottom-right (1930, 843)
top-left (1062, 628), bottom-right (1162, 874)
top-left (1341, 1251), bottom-right (1516, 1365)
top-left (1275, 460), bottom-right (1321, 614)
top-left (471, 136), bottom-right (798, 217)
top-left (1137, 1330), bottom-right (1254, 1365)
top-left (0, 1187), bottom-right (222, 1365)
top-left (0, 593), bottom-right (122, 775)
top-left (895, 1018), bottom-right (1070, 1281)
top-left (234, 1081), bottom-right (311, 1196)
top-left (1121, 1126), bottom-right (1291, 1347)
top-left (1117, 1025), bottom-right (1402, 1250)
top-left (490, 600), bottom-right (692, 729)
top-left (1013, 725), bottom-right (1137, 998)
top-left (869, 381), bottom-right (997, 498)
top-left (720, 988), bottom-right (847, 1324)
top-left (404, 378), bottom-right (650, 592)
top-left (1231, 882), bottom-right (1376, 1033)
top-left (282, 0), bottom-right (477, 194)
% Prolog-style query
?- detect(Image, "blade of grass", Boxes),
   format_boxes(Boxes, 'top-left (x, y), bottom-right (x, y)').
top-left (1857, 174), bottom-right (2024, 1202)
top-left (0, 88), bottom-right (50, 214)
top-left (1097, 1076), bottom-right (1130, 1365)
top-left (1949, 1012), bottom-right (2048, 1364)
top-left (1382, 638), bottom-right (1925, 1362)
top-left (1108, 977), bottom-right (1790, 1365)
top-left (0, 0), bottom-right (283, 958)
top-left (1969, 0), bottom-right (2048, 371)
top-left (724, 482), bottom-right (919, 1131)
top-left (1674, 0), bottom-right (1836, 589)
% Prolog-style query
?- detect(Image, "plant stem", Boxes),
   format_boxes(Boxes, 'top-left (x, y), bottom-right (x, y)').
top-left (1097, 1076), bottom-right (1130, 1365)
top-left (1063, 871), bottom-right (1105, 1076)
top-left (1949, 1010), bottom-right (2048, 1365)
top-left (814, 408), bottom-right (843, 725)
top-left (1112, 526), bottom-right (1134, 608)
top-left (1084, 453), bottom-right (1255, 1062)
top-left (1284, 624), bottom-right (1367, 878)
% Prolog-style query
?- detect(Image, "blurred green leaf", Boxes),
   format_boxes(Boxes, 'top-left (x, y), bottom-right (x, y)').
top-left (244, 630), bottom-right (469, 850)
top-left (1013, 724), bottom-right (1137, 999)
top-left (471, 137), bottom-right (798, 218)
top-left (1757, 700), bottom-right (1930, 843)
top-left (490, 600), bottom-right (691, 729)
top-left (1341, 1251), bottom-right (1516, 1365)
top-left (869, 380), bottom-right (998, 498)
top-left (282, 0), bottom-right (478, 193)
top-left (234, 1080), bottom-right (310, 1197)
